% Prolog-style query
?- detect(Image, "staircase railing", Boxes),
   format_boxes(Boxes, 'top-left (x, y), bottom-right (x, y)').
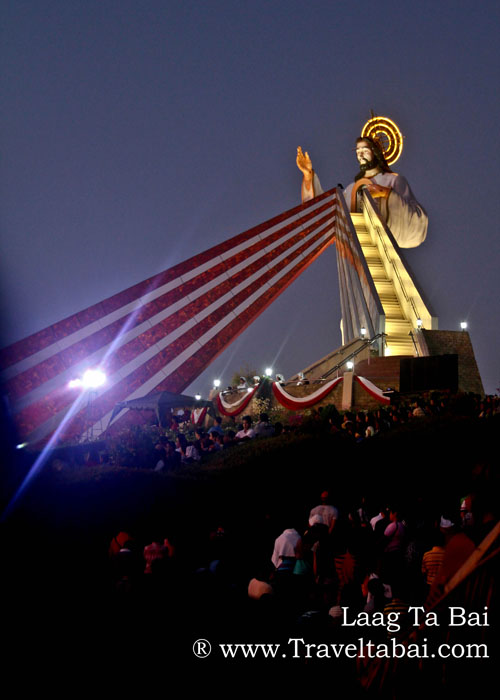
top-left (319, 333), bottom-right (387, 380)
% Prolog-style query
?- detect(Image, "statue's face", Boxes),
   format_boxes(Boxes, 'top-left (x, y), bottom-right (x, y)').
top-left (356, 140), bottom-right (374, 165)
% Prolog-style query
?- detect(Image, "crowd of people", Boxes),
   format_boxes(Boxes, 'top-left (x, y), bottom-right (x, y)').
top-left (104, 464), bottom-right (496, 681)
top-left (129, 390), bottom-right (499, 473)
top-left (98, 390), bottom-right (497, 684)
top-left (3, 387), bottom-right (497, 690)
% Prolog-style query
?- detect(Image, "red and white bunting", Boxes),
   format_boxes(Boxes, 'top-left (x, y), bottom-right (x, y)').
top-left (190, 407), bottom-right (208, 426)
top-left (272, 377), bottom-right (343, 410)
top-left (216, 384), bottom-right (259, 417)
top-left (354, 375), bottom-right (391, 404)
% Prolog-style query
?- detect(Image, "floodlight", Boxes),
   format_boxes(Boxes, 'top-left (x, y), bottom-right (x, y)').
top-left (81, 369), bottom-right (106, 389)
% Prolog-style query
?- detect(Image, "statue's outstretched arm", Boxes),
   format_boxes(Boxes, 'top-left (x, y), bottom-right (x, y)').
top-left (296, 146), bottom-right (317, 203)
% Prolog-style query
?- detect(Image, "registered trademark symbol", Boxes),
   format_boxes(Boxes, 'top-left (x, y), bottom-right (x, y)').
top-left (193, 639), bottom-right (212, 658)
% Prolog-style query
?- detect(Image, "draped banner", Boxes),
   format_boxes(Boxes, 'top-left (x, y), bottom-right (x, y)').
top-left (354, 375), bottom-right (391, 404)
top-left (190, 407), bottom-right (208, 426)
top-left (272, 377), bottom-right (343, 410)
top-left (214, 373), bottom-right (390, 417)
top-left (216, 384), bottom-right (260, 417)
top-left (0, 187), bottom-right (340, 446)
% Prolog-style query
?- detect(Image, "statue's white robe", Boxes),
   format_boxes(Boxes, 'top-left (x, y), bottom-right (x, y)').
top-left (302, 171), bottom-right (428, 249)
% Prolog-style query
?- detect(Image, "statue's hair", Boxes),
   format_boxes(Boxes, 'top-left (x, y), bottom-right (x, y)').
top-left (354, 136), bottom-right (392, 181)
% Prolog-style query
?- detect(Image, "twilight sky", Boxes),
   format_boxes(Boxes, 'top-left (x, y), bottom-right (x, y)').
top-left (1, 0), bottom-right (499, 397)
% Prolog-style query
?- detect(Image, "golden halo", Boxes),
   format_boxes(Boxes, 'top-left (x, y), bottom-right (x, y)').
top-left (361, 116), bottom-right (403, 165)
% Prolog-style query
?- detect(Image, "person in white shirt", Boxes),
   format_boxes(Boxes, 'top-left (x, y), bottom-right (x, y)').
top-left (235, 416), bottom-right (255, 440)
top-left (309, 490), bottom-right (339, 534)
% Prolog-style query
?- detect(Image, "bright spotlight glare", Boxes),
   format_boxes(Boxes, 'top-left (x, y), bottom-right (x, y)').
top-left (82, 369), bottom-right (106, 389)
top-left (460, 321), bottom-right (468, 330)
top-left (346, 361), bottom-right (354, 370)
top-left (195, 393), bottom-right (201, 400)
top-left (16, 442), bottom-right (28, 450)
top-left (265, 367), bottom-right (273, 377)
top-left (213, 379), bottom-right (221, 388)
top-left (68, 378), bottom-right (83, 389)
top-left (416, 318), bottom-right (423, 328)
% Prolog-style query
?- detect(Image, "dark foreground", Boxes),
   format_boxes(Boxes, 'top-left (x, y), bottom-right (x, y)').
top-left (1, 415), bottom-right (498, 694)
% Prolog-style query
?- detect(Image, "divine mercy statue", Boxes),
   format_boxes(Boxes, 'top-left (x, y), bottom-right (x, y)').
top-left (296, 134), bottom-right (428, 248)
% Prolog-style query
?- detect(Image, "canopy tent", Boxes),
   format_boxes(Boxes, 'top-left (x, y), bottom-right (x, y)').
top-left (108, 391), bottom-right (214, 428)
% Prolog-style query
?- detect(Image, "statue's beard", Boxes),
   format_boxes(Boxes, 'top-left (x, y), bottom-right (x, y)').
top-left (359, 158), bottom-right (378, 173)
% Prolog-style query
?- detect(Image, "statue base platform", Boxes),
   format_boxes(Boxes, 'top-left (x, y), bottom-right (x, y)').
top-left (216, 331), bottom-right (484, 420)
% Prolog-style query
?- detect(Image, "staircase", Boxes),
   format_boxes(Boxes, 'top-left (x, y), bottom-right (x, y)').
top-left (351, 214), bottom-right (415, 356)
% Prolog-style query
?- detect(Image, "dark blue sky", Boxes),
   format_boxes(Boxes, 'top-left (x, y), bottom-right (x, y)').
top-left (1, 0), bottom-right (499, 395)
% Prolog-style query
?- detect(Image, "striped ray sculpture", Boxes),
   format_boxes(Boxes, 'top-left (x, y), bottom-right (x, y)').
top-left (1, 187), bottom-right (348, 446)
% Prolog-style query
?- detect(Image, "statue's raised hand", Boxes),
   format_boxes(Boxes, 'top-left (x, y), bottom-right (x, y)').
top-left (296, 146), bottom-right (313, 180)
